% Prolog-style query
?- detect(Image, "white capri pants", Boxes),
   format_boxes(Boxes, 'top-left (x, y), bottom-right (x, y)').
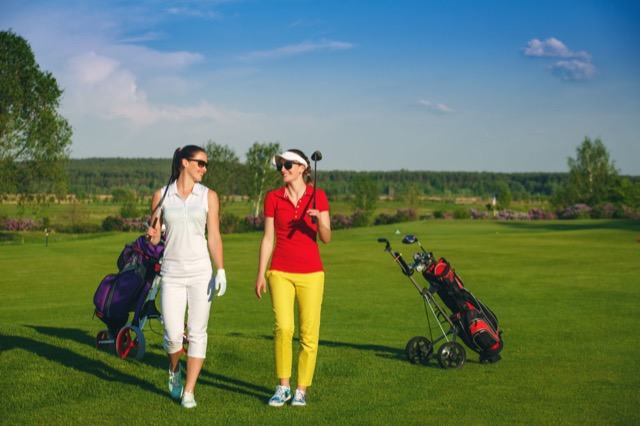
top-left (160, 271), bottom-right (213, 358)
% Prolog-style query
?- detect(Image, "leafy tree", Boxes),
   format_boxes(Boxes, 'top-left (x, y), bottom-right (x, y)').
top-left (245, 142), bottom-right (281, 217)
top-left (398, 182), bottom-right (421, 209)
top-left (0, 30), bottom-right (72, 203)
top-left (352, 172), bottom-right (379, 225)
top-left (495, 182), bottom-right (512, 210)
top-left (203, 141), bottom-right (241, 215)
top-left (568, 137), bottom-right (618, 205)
top-left (553, 137), bottom-right (619, 207)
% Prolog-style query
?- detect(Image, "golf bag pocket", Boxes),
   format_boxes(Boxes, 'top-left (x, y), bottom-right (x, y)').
top-left (93, 267), bottom-right (145, 328)
top-left (465, 307), bottom-right (501, 354)
top-left (423, 258), bottom-right (467, 312)
top-left (423, 258), bottom-right (463, 290)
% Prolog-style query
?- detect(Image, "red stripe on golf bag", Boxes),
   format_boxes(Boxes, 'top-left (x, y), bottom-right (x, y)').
top-left (465, 302), bottom-right (501, 353)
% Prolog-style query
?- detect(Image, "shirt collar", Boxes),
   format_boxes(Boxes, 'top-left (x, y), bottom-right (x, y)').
top-left (275, 184), bottom-right (313, 200)
top-left (167, 181), bottom-right (204, 196)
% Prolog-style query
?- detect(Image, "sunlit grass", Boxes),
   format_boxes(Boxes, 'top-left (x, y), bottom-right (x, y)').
top-left (1, 220), bottom-right (638, 424)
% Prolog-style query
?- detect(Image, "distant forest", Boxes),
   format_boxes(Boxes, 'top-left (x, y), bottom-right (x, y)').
top-left (66, 158), bottom-right (602, 201)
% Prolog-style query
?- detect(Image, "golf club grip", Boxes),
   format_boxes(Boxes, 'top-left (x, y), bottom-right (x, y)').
top-left (311, 186), bottom-right (317, 224)
top-left (144, 217), bottom-right (159, 242)
top-left (394, 252), bottom-right (412, 275)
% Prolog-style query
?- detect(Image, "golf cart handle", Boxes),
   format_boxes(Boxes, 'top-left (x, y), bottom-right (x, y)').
top-left (377, 238), bottom-right (391, 252)
top-left (378, 237), bottom-right (413, 275)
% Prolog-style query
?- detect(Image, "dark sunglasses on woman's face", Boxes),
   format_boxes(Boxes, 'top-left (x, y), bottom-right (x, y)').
top-left (276, 161), bottom-right (298, 171)
top-left (187, 158), bottom-right (208, 168)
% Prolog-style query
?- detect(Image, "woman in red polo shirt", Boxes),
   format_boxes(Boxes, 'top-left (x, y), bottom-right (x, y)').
top-left (255, 149), bottom-right (331, 407)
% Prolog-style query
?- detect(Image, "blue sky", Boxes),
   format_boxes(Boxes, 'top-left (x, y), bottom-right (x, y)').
top-left (2, 0), bottom-right (639, 173)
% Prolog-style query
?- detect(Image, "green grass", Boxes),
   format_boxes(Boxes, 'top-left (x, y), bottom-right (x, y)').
top-left (1, 220), bottom-right (639, 424)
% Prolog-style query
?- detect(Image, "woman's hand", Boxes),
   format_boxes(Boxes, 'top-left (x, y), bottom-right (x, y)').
top-left (215, 269), bottom-right (227, 297)
top-left (255, 276), bottom-right (267, 299)
top-left (145, 226), bottom-right (160, 245)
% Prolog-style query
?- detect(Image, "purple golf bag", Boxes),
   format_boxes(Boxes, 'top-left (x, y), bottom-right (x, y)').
top-left (93, 235), bottom-right (164, 336)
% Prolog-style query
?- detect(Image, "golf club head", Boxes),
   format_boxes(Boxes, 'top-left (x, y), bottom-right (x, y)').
top-left (311, 151), bottom-right (323, 162)
top-left (402, 234), bottom-right (418, 245)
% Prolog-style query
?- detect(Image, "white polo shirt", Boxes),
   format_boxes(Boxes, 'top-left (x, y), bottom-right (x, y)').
top-left (160, 182), bottom-right (212, 277)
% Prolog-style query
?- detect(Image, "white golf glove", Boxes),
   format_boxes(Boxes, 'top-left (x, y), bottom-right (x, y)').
top-left (215, 269), bottom-right (227, 297)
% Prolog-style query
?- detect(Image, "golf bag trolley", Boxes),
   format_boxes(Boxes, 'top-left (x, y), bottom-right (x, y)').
top-left (378, 235), bottom-right (503, 369)
top-left (93, 235), bottom-right (187, 360)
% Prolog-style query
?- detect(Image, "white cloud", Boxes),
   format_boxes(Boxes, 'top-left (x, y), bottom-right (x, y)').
top-left (418, 99), bottom-right (454, 114)
top-left (240, 40), bottom-right (354, 61)
top-left (64, 51), bottom-right (253, 126)
top-left (550, 59), bottom-right (597, 81)
top-left (522, 37), bottom-right (596, 81)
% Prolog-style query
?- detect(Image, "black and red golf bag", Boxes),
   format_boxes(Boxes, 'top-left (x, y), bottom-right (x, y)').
top-left (422, 258), bottom-right (503, 363)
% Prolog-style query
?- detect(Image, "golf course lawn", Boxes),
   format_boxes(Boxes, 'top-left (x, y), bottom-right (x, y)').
top-left (1, 219), bottom-right (638, 424)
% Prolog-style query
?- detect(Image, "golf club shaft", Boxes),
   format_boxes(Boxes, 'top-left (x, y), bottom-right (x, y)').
top-left (312, 161), bottom-right (318, 224)
top-left (146, 174), bottom-right (172, 239)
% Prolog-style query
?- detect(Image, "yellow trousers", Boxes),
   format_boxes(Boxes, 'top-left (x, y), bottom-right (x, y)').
top-left (267, 270), bottom-right (324, 387)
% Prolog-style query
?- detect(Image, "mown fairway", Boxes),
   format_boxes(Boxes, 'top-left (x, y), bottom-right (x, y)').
top-left (1, 220), bottom-right (639, 425)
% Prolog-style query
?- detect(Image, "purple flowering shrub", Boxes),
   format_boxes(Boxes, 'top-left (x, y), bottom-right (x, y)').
top-left (102, 215), bottom-right (149, 232)
top-left (330, 213), bottom-right (351, 230)
top-left (556, 204), bottom-right (592, 219)
top-left (495, 210), bottom-right (531, 220)
top-left (528, 208), bottom-right (557, 220)
top-left (373, 208), bottom-right (417, 225)
top-left (469, 209), bottom-right (488, 220)
top-left (0, 217), bottom-right (38, 231)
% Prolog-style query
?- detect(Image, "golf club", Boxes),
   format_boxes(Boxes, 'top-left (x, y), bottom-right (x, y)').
top-left (402, 234), bottom-right (427, 253)
top-left (145, 174), bottom-right (173, 240)
top-left (310, 150), bottom-right (322, 224)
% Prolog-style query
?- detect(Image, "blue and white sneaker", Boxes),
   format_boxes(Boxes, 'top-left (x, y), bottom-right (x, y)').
top-left (291, 389), bottom-right (307, 406)
top-left (168, 364), bottom-right (183, 400)
top-left (268, 386), bottom-right (291, 407)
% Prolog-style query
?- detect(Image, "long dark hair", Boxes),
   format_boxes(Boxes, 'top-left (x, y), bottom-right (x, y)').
top-left (171, 145), bottom-right (206, 183)
top-left (287, 149), bottom-right (313, 185)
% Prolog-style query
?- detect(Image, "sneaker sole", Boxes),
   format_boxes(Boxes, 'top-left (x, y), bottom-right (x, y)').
top-left (268, 396), bottom-right (291, 407)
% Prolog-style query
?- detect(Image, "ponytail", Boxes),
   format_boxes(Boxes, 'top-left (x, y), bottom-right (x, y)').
top-left (170, 147), bottom-right (182, 183)
top-left (287, 149), bottom-right (313, 185)
top-left (169, 145), bottom-right (206, 183)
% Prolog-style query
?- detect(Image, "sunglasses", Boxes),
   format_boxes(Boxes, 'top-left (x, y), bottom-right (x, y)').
top-left (187, 158), bottom-right (208, 169)
top-left (276, 161), bottom-right (299, 171)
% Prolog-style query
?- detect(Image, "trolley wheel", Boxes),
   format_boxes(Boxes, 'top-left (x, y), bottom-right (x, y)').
top-left (116, 325), bottom-right (146, 360)
top-left (95, 330), bottom-right (114, 351)
top-left (437, 342), bottom-right (466, 370)
top-left (405, 336), bottom-right (434, 365)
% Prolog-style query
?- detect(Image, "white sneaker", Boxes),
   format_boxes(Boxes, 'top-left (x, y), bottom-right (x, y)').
top-left (268, 386), bottom-right (291, 407)
top-left (181, 391), bottom-right (197, 409)
top-left (291, 389), bottom-right (307, 406)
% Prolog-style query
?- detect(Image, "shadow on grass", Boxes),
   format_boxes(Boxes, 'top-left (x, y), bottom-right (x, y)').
top-left (495, 219), bottom-right (640, 232)
top-left (227, 332), bottom-right (410, 365)
top-left (4, 325), bottom-right (165, 397)
top-left (199, 371), bottom-right (274, 401)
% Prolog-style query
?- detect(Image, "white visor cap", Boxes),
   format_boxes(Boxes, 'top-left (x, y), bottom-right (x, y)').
top-left (271, 151), bottom-right (308, 168)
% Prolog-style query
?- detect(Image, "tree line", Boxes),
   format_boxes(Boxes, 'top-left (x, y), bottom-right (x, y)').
top-left (68, 157), bottom-right (575, 201)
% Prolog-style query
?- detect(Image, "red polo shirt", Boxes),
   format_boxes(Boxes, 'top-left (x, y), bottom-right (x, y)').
top-left (264, 185), bottom-right (329, 273)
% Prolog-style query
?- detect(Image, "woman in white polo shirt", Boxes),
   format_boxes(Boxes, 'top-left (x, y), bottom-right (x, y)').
top-left (146, 145), bottom-right (226, 409)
